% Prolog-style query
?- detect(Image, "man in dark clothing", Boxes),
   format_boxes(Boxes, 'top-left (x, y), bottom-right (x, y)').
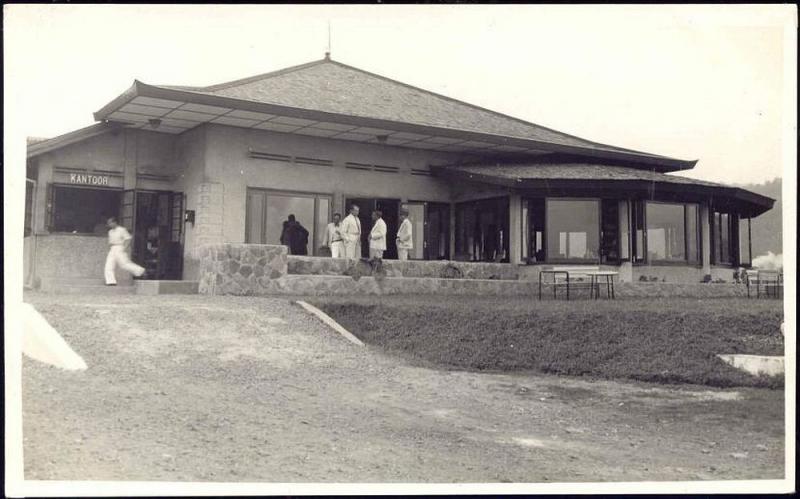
top-left (280, 214), bottom-right (309, 255)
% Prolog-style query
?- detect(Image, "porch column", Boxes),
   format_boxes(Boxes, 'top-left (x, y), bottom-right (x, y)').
top-left (449, 202), bottom-right (456, 260)
top-left (194, 182), bottom-right (225, 247)
top-left (700, 203), bottom-right (712, 275)
top-left (122, 129), bottom-right (137, 190)
top-left (509, 193), bottom-right (522, 264)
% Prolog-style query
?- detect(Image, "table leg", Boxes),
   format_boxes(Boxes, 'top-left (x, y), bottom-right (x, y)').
top-left (538, 273), bottom-right (542, 301)
top-left (611, 276), bottom-right (615, 299)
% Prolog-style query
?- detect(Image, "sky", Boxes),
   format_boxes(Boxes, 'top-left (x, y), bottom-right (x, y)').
top-left (4, 4), bottom-right (795, 185)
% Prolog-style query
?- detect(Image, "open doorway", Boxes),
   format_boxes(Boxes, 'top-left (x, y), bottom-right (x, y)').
top-left (123, 190), bottom-right (185, 280)
top-left (344, 197), bottom-right (400, 259)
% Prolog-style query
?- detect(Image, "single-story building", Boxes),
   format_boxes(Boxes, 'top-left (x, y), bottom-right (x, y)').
top-left (24, 55), bottom-right (774, 288)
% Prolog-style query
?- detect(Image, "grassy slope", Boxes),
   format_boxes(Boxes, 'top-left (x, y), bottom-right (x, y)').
top-left (313, 296), bottom-right (784, 389)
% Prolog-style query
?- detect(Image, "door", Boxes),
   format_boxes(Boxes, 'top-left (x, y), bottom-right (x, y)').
top-left (425, 203), bottom-right (450, 260)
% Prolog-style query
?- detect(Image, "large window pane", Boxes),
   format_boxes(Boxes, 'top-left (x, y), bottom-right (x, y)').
top-left (455, 197), bottom-right (509, 262)
top-left (265, 195), bottom-right (315, 255)
top-left (51, 185), bottom-right (121, 234)
top-left (685, 204), bottom-right (699, 263)
top-left (315, 197), bottom-right (330, 254)
top-left (546, 199), bottom-right (599, 261)
top-left (646, 203), bottom-right (686, 262)
top-left (246, 190), bottom-right (265, 243)
top-left (739, 217), bottom-right (751, 266)
top-left (632, 201), bottom-right (646, 262)
top-left (407, 203), bottom-right (425, 259)
top-left (619, 201), bottom-right (630, 260)
top-left (719, 213), bottom-right (731, 264)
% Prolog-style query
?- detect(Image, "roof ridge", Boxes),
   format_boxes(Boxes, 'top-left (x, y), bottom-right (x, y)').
top-left (324, 59), bottom-right (671, 158)
top-left (182, 58), bottom-right (331, 92)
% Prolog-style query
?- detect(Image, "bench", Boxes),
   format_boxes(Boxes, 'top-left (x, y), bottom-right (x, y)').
top-left (745, 269), bottom-right (783, 299)
top-left (538, 266), bottom-right (601, 300)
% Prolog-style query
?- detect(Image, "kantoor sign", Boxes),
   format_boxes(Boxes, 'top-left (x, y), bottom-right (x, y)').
top-left (69, 173), bottom-right (110, 186)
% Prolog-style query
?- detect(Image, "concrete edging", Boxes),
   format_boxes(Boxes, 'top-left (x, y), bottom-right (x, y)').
top-left (294, 300), bottom-right (364, 347)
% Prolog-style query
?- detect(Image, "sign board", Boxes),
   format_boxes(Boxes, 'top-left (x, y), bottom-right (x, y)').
top-left (69, 173), bottom-right (110, 186)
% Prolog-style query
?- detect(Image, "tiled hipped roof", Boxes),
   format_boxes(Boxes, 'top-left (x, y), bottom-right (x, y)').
top-left (158, 59), bottom-right (677, 160)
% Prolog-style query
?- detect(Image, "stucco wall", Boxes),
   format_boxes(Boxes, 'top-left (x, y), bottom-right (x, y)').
top-left (202, 124), bottom-right (462, 246)
top-left (173, 126), bottom-right (208, 279)
top-left (26, 234), bottom-right (133, 286)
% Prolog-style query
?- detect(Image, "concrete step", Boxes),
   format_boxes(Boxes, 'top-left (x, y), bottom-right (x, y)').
top-left (39, 283), bottom-right (136, 295)
top-left (135, 280), bottom-right (199, 295)
top-left (40, 276), bottom-right (134, 294)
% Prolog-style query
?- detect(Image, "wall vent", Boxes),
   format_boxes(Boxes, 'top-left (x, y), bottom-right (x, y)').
top-left (373, 164), bottom-right (400, 174)
top-left (249, 150), bottom-right (292, 162)
top-left (345, 162), bottom-right (373, 171)
top-left (295, 156), bottom-right (334, 167)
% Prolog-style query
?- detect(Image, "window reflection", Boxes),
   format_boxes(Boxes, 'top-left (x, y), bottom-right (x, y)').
top-left (546, 199), bottom-right (599, 262)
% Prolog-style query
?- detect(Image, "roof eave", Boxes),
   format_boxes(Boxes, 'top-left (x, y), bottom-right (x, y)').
top-left (432, 166), bottom-right (775, 217)
top-left (26, 122), bottom-right (118, 159)
top-left (94, 81), bottom-right (694, 172)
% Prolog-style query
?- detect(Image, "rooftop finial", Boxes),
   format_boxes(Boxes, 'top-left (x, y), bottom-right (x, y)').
top-left (326, 20), bottom-right (332, 60)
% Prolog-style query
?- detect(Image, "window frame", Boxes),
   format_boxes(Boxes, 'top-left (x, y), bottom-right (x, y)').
top-left (46, 182), bottom-right (124, 235)
top-left (244, 187), bottom-right (332, 256)
top-left (544, 197), bottom-right (602, 264)
top-left (711, 209), bottom-right (738, 266)
top-left (643, 200), bottom-right (701, 265)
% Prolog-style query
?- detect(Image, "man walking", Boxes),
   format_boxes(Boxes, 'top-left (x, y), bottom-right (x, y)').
top-left (369, 209), bottom-right (387, 260)
top-left (341, 204), bottom-right (362, 259)
top-left (324, 212), bottom-right (345, 258)
top-left (396, 207), bottom-right (413, 260)
top-left (104, 217), bottom-right (145, 285)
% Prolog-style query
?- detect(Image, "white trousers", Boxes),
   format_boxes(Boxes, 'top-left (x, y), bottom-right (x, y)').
top-left (330, 241), bottom-right (345, 258)
top-left (397, 248), bottom-right (409, 261)
top-left (344, 240), bottom-right (360, 259)
top-left (104, 245), bottom-right (145, 284)
top-left (369, 248), bottom-right (384, 259)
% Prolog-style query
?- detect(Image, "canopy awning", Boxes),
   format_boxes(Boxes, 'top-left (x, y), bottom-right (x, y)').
top-left (433, 162), bottom-right (775, 217)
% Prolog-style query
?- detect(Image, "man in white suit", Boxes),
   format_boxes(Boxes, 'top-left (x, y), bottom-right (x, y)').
top-left (340, 204), bottom-right (362, 259)
top-left (323, 212), bottom-right (345, 258)
top-left (104, 217), bottom-right (145, 285)
top-left (396, 207), bottom-right (413, 261)
top-left (369, 210), bottom-right (387, 259)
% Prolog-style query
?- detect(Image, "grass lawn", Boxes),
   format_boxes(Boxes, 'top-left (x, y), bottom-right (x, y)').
top-left (311, 296), bottom-right (784, 389)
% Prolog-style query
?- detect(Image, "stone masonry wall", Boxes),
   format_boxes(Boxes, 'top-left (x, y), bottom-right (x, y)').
top-left (287, 255), bottom-right (519, 280)
top-left (197, 244), bottom-right (287, 295)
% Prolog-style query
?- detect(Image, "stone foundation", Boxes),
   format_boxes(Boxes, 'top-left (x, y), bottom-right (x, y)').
top-left (288, 255), bottom-right (519, 280)
top-left (197, 243), bottom-right (287, 295)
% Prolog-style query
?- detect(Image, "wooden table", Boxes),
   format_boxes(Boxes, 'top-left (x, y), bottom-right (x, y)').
top-left (586, 271), bottom-right (618, 299)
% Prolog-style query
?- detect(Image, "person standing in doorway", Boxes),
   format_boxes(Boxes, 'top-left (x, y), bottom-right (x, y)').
top-left (104, 217), bottom-right (145, 285)
top-left (324, 212), bottom-right (345, 258)
top-left (341, 204), bottom-right (362, 259)
top-left (280, 214), bottom-right (309, 255)
top-left (396, 207), bottom-right (413, 261)
top-left (369, 210), bottom-right (387, 260)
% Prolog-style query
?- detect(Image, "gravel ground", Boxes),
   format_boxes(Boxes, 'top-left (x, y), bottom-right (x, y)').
top-left (22, 292), bottom-right (784, 483)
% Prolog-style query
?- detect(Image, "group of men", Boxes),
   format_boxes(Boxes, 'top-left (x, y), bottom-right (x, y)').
top-left (102, 203), bottom-right (415, 286)
top-left (323, 204), bottom-right (413, 260)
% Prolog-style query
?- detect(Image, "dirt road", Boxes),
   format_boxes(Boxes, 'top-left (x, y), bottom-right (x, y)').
top-left (22, 293), bottom-right (784, 482)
